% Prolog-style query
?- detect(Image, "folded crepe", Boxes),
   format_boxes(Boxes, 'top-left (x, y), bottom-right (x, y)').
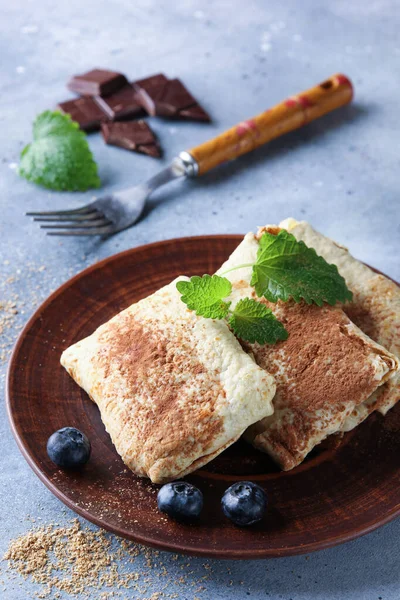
top-left (279, 217), bottom-right (400, 431)
top-left (61, 277), bottom-right (276, 483)
top-left (216, 227), bottom-right (399, 470)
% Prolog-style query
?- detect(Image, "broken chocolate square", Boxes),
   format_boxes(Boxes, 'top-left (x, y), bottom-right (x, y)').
top-left (67, 69), bottom-right (128, 97)
top-left (101, 121), bottom-right (162, 157)
top-left (94, 84), bottom-right (144, 121)
top-left (132, 73), bottom-right (169, 116)
top-left (154, 78), bottom-right (200, 115)
top-left (133, 74), bottom-right (210, 122)
top-left (57, 97), bottom-right (106, 132)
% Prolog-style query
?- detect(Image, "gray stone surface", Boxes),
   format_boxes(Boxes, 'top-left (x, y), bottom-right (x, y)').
top-left (0, 0), bottom-right (399, 598)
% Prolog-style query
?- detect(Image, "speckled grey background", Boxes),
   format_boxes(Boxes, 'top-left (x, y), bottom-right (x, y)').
top-left (0, 0), bottom-right (399, 598)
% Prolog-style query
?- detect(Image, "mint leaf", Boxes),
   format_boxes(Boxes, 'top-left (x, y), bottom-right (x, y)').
top-left (228, 298), bottom-right (288, 344)
top-left (19, 110), bottom-right (101, 191)
top-left (176, 274), bottom-right (289, 345)
top-left (32, 110), bottom-right (80, 139)
top-left (251, 230), bottom-right (353, 306)
top-left (176, 275), bottom-right (232, 319)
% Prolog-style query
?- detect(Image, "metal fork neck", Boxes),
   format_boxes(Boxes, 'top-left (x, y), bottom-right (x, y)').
top-left (145, 153), bottom-right (198, 193)
top-left (175, 152), bottom-right (199, 177)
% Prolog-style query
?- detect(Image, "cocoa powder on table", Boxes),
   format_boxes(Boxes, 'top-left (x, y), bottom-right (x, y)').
top-left (2, 518), bottom-right (213, 599)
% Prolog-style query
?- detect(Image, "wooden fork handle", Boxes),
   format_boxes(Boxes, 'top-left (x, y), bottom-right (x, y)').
top-left (186, 73), bottom-right (353, 176)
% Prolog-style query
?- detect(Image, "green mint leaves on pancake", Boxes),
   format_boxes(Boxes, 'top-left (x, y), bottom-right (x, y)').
top-left (178, 230), bottom-right (353, 345)
top-left (176, 275), bottom-right (288, 344)
top-left (251, 230), bottom-right (353, 306)
top-left (176, 275), bottom-right (232, 319)
top-left (228, 298), bottom-right (288, 344)
top-left (19, 110), bottom-right (101, 192)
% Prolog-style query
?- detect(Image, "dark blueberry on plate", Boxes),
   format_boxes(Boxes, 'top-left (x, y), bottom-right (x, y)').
top-left (157, 481), bottom-right (203, 521)
top-left (221, 481), bottom-right (267, 526)
top-left (47, 427), bottom-right (91, 469)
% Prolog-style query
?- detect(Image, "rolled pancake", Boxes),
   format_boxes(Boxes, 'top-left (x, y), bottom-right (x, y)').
top-left (61, 277), bottom-right (276, 483)
top-left (279, 218), bottom-right (400, 431)
top-left (217, 229), bottom-right (399, 470)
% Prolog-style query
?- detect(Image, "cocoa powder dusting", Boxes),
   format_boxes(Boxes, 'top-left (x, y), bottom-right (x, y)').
top-left (244, 297), bottom-right (389, 468)
top-left (253, 300), bottom-right (378, 412)
top-left (95, 315), bottom-right (223, 478)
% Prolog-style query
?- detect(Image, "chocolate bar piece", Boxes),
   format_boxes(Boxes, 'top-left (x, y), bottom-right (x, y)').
top-left (133, 73), bottom-right (169, 114)
top-left (94, 84), bottom-right (144, 120)
top-left (67, 69), bottom-right (128, 97)
top-left (133, 74), bottom-right (210, 122)
top-left (57, 97), bottom-right (106, 132)
top-left (101, 121), bottom-right (162, 157)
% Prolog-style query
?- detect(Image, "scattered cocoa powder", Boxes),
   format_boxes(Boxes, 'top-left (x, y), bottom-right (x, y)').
top-left (0, 299), bottom-right (19, 362)
top-left (0, 262), bottom-right (55, 364)
top-left (1, 518), bottom-right (217, 599)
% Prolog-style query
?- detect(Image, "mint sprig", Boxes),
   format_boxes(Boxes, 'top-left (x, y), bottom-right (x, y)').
top-left (176, 274), bottom-right (232, 319)
top-left (177, 229), bottom-right (353, 346)
top-left (18, 110), bottom-right (101, 192)
top-left (228, 298), bottom-right (288, 344)
top-left (176, 275), bottom-right (287, 344)
top-left (251, 230), bottom-right (353, 306)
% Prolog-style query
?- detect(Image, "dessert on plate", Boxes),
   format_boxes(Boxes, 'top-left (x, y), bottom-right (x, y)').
top-left (61, 219), bottom-right (400, 481)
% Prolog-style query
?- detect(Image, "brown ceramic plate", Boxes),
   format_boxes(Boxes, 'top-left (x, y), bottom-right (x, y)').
top-left (6, 235), bottom-right (400, 559)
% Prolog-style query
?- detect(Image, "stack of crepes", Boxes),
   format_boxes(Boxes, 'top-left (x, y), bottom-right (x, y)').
top-left (61, 219), bottom-right (400, 482)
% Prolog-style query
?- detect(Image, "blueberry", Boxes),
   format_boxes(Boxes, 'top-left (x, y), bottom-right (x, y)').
top-left (221, 481), bottom-right (267, 526)
top-left (157, 481), bottom-right (203, 521)
top-left (47, 427), bottom-right (91, 469)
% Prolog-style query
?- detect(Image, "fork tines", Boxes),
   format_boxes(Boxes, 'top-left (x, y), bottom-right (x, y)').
top-left (26, 206), bottom-right (113, 236)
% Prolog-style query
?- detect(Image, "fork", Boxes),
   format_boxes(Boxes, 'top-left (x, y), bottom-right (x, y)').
top-left (27, 74), bottom-right (353, 236)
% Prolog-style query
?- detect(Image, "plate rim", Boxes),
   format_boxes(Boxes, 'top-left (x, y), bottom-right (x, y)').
top-left (6, 234), bottom-right (400, 559)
